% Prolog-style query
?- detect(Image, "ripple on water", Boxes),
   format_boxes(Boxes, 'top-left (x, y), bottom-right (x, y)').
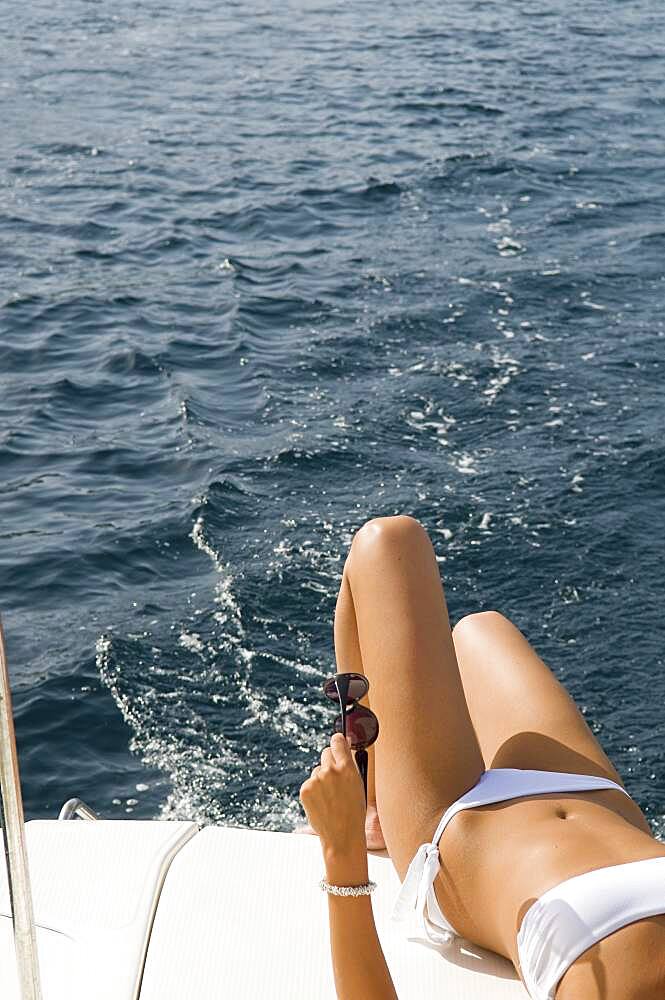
top-left (2, 0), bottom-right (664, 831)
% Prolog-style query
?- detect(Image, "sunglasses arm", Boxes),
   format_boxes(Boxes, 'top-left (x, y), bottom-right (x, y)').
top-left (335, 674), bottom-right (351, 740)
top-left (355, 748), bottom-right (368, 805)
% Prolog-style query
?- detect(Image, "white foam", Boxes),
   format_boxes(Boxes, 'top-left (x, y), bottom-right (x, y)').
top-left (178, 631), bottom-right (205, 653)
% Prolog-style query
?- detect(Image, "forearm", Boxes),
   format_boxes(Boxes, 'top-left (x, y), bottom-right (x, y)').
top-left (324, 848), bottom-right (398, 1000)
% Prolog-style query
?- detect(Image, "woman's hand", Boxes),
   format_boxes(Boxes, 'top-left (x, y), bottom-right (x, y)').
top-left (300, 734), bottom-right (398, 1000)
top-left (299, 732), bottom-right (367, 863)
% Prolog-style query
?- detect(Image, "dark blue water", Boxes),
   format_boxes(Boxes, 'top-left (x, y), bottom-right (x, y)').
top-left (2, 0), bottom-right (664, 836)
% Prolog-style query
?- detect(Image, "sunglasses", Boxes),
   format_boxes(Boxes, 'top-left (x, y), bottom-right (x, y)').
top-left (322, 672), bottom-right (379, 803)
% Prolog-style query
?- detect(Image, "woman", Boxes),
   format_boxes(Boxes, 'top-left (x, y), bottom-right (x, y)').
top-left (298, 515), bottom-right (665, 1000)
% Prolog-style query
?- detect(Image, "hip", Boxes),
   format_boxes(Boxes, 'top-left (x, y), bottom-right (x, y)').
top-left (435, 787), bottom-right (665, 961)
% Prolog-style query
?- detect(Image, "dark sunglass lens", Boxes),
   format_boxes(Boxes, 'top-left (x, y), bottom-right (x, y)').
top-left (323, 672), bottom-right (368, 703)
top-left (333, 705), bottom-right (379, 750)
top-left (323, 677), bottom-right (339, 700)
top-left (346, 674), bottom-right (369, 702)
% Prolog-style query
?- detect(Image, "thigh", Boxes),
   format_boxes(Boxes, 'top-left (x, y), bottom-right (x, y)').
top-left (557, 916), bottom-right (665, 1000)
top-left (451, 610), bottom-right (624, 783)
top-left (343, 516), bottom-right (484, 879)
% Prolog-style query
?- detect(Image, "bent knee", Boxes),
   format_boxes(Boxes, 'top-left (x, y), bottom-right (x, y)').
top-left (349, 514), bottom-right (428, 560)
top-left (452, 610), bottom-right (510, 646)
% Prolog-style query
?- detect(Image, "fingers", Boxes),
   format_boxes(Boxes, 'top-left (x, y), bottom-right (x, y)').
top-left (299, 766), bottom-right (319, 806)
top-left (330, 731), bottom-right (353, 766)
top-left (302, 734), bottom-right (353, 799)
top-left (320, 735), bottom-right (353, 770)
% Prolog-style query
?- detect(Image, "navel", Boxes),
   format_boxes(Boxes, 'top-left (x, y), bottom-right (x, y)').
top-left (555, 806), bottom-right (568, 820)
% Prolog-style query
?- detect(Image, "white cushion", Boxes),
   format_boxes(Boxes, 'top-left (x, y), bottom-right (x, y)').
top-left (0, 819), bottom-right (197, 1000)
top-left (140, 826), bottom-right (527, 999)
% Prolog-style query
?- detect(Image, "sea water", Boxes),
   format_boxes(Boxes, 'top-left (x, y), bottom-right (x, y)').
top-left (1, 0), bottom-right (664, 836)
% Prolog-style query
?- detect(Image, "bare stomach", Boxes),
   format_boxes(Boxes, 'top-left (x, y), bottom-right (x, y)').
top-left (435, 788), bottom-right (665, 994)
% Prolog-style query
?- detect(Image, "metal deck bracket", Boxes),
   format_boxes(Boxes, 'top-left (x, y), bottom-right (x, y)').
top-left (58, 798), bottom-right (99, 822)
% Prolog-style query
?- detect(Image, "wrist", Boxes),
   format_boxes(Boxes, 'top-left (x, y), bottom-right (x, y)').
top-left (323, 844), bottom-right (369, 884)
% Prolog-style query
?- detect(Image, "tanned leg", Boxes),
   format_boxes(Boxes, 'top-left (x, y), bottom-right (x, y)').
top-left (332, 565), bottom-right (384, 850)
top-left (296, 514), bottom-right (485, 882)
top-left (452, 610), bottom-right (651, 834)
top-left (333, 515), bottom-right (484, 880)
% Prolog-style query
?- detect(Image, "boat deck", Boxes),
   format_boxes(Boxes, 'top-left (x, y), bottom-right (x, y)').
top-left (0, 820), bottom-right (527, 998)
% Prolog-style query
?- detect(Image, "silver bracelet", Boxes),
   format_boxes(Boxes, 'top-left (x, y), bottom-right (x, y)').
top-left (319, 878), bottom-right (377, 896)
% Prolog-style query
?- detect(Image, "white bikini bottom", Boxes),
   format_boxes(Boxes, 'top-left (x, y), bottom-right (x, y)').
top-left (517, 855), bottom-right (665, 999)
top-left (391, 768), bottom-right (665, 999)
